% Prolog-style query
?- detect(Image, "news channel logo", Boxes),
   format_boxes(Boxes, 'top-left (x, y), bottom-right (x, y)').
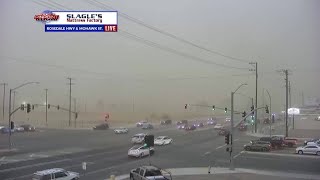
top-left (34, 10), bottom-right (59, 24)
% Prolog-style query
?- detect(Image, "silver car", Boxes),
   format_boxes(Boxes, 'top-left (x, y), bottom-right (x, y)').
top-left (296, 145), bottom-right (320, 155)
top-left (131, 133), bottom-right (146, 144)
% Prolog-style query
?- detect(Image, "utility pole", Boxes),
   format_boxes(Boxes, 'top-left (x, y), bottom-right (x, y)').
top-left (288, 81), bottom-right (292, 128)
top-left (73, 98), bottom-right (76, 128)
top-left (277, 69), bottom-right (290, 137)
top-left (1, 83), bottom-right (7, 122)
top-left (67, 78), bottom-right (74, 127)
top-left (285, 70), bottom-right (289, 137)
top-left (45, 89), bottom-right (48, 126)
top-left (249, 62), bottom-right (258, 133)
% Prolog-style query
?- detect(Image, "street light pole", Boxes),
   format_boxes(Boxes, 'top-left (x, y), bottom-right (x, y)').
top-left (265, 89), bottom-right (272, 138)
top-left (230, 83), bottom-right (247, 170)
top-left (8, 82), bottom-right (40, 149)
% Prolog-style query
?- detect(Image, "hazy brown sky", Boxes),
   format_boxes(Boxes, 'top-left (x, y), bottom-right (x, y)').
top-left (1, 0), bottom-right (319, 113)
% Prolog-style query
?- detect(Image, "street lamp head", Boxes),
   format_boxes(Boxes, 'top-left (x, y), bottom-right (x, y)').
top-left (234, 83), bottom-right (248, 93)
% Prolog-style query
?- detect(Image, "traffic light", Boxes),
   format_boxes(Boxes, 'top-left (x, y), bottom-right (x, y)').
top-left (47, 104), bottom-right (50, 109)
top-left (251, 105), bottom-right (254, 115)
top-left (26, 103), bottom-right (31, 113)
top-left (212, 105), bottom-right (215, 110)
top-left (242, 111), bottom-right (247, 118)
top-left (184, 104), bottom-right (188, 109)
top-left (57, 105), bottom-right (60, 110)
top-left (225, 133), bottom-right (230, 144)
top-left (10, 121), bottom-right (14, 129)
top-left (75, 112), bottom-right (78, 119)
top-left (144, 135), bottom-right (154, 147)
top-left (20, 104), bottom-right (25, 110)
top-left (224, 108), bottom-right (227, 113)
top-left (265, 105), bottom-right (269, 114)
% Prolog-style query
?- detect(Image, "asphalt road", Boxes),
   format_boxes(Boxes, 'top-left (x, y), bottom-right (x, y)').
top-left (0, 119), bottom-right (319, 180)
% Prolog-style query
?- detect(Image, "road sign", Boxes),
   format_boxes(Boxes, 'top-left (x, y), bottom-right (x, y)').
top-left (82, 162), bottom-right (87, 170)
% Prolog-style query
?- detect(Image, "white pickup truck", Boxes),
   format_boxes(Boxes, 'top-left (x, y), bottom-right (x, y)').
top-left (129, 166), bottom-right (171, 180)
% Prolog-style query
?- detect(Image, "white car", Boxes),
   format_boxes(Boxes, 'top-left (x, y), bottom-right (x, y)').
top-left (131, 133), bottom-right (146, 144)
top-left (32, 168), bottom-right (79, 180)
top-left (128, 145), bottom-right (154, 158)
top-left (296, 145), bottom-right (320, 155)
top-left (114, 127), bottom-right (129, 134)
top-left (14, 126), bottom-right (25, 132)
top-left (307, 140), bottom-right (320, 146)
top-left (154, 136), bottom-right (173, 145)
top-left (214, 124), bottom-right (224, 129)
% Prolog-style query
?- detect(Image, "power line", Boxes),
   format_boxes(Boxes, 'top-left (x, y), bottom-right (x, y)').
top-left (87, 0), bottom-right (250, 63)
top-left (2, 55), bottom-right (252, 83)
top-left (119, 30), bottom-right (248, 70)
top-left (34, 1), bottom-right (249, 70)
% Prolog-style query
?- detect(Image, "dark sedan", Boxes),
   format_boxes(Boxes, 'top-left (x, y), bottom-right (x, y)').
top-left (20, 124), bottom-right (36, 132)
top-left (195, 123), bottom-right (204, 128)
top-left (93, 123), bottom-right (109, 130)
top-left (185, 125), bottom-right (196, 131)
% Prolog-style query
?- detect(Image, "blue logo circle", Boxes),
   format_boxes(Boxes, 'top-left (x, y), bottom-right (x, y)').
top-left (41, 10), bottom-right (53, 24)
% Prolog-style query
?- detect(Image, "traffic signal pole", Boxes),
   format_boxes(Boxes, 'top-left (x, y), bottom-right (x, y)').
top-left (8, 89), bottom-right (12, 150)
top-left (230, 92), bottom-right (235, 170)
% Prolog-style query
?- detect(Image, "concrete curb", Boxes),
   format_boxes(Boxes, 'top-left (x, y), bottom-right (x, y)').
top-left (111, 167), bottom-right (320, 180)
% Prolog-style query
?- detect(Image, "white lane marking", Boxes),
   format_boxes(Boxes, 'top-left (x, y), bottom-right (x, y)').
top-left (216, 144), bottom-right (227, 150)
top-left (202, 151), bottom-right (211, 156)
top-left (0, 159), bottom-right (72, 173)
top-left (0, 156), bottom-right (6, 161)
top-left (233, 151), bottom-right (244, 159)
top-left (29, 153), bottom-right (49, 158)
